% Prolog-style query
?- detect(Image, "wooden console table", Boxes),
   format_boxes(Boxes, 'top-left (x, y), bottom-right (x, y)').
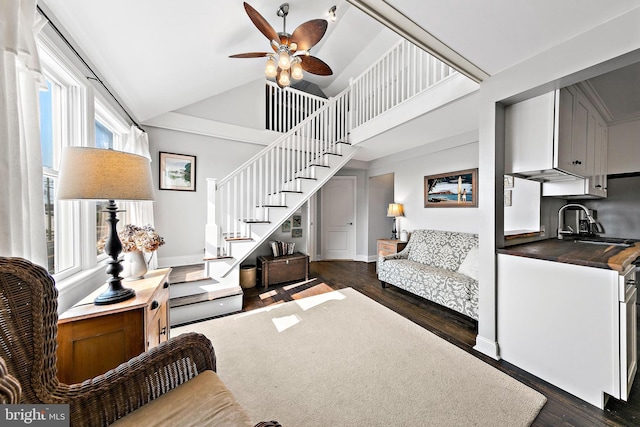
top-left (56, 268), bottom-right (171, 384)
top-left (257, 252), bottom-right (309, 288)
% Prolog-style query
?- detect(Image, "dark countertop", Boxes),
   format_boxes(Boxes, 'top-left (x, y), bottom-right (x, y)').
top-left (498, 237), bottom-right (640, 272)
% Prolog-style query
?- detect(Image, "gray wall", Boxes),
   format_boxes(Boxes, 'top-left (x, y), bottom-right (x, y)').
top-left (368, 173), bottom-right (395, 257)
top-left (579, 175), bottom-right (640, 239)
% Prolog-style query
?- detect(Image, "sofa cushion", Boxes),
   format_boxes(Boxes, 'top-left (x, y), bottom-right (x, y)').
top-left (457, 245), bottom-right (479, 280)
top-left (406, 230), bottom-right (478, 271)
top-left (111, 370), bottom-right (253, 427)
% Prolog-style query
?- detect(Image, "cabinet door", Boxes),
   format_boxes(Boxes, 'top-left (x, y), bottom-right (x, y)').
top-left (556, 86), bottom-right (575, 173)
top-left (505, 91), bottom-right (557, 174)
top-left (147, 302), bottom-right (168, 349)
top-left (562, 89), bottom-right (590, 176)
top-left (146, 284), bottom-right (169, 349)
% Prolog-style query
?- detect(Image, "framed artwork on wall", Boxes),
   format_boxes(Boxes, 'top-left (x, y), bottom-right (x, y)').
top-left (282, 220), bottom-right (291, 232)
top-left (292, 214), bottom-right (302, 227)
top-left (159, 152), bottom-right (196, 191)
top-left (292, 228), bottom-right (302, 238)
top-left (424, 168), bottom-right (478, 208)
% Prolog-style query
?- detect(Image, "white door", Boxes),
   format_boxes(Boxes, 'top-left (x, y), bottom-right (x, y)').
top-left (321, 176), bottom-right (356, 260)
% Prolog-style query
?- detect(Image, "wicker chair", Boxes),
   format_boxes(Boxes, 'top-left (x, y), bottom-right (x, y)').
top-left (0, 257), bottom-right (280, 427)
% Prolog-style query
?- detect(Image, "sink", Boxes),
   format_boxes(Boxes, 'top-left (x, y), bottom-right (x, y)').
top-left (570, 235), bottom-right (637, 247)
top-left (574, 239), bottom-right (632, 247)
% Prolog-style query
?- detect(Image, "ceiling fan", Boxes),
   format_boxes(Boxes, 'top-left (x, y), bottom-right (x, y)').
top-left (230, 2), bottom-right (333, 88)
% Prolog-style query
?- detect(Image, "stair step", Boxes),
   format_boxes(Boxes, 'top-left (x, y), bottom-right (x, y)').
top-left (295, 177), bottom-right (317, 180)
top-left (169, 278), bottom-right (243, 326)
top-left (260, 204), bottom-right (287, 208)
top-left (280, 190), bottom-right (303, 194)
top-left (225, 237), bottom-right (253, 242)
top-left (310, 163), bottom-right (330, 168)
top-left (241, 219), bottom-right (271, 223)
top-left (203, 255), bottom-right (233, 261)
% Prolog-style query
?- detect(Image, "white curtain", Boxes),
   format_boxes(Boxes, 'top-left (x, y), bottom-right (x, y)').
top-left (0, 0), bottom-right (48, 266)
top-left (121, 125), bottom-right (159, 269)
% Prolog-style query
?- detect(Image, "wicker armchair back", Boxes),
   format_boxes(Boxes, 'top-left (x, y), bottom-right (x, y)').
top-left (0, 257), bottom-right (217, 426)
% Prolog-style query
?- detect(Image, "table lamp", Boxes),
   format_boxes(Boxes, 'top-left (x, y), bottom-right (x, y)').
top-left (387, 203), bottom-right (404, 239)
top-left (57, 147), bottom-right (155, 305)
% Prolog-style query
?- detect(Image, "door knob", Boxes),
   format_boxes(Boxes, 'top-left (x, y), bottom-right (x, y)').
top-left (348, 222), bottom-right (353, 225)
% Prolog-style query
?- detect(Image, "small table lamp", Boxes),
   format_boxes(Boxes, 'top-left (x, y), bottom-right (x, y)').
top-left (57, 147), bottom-right (155, 305)
top-left (387, 203), bottom-right (404, 240)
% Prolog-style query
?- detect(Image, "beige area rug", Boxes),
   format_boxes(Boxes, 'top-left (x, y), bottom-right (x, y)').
top-left (173, 288), bottom-right (546, 426)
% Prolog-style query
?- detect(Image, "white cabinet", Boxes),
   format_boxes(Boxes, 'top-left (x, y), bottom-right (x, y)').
top-left (498, 254), bottom-right (636, 408)
top-left (505, 85), bottom-right (608, 198)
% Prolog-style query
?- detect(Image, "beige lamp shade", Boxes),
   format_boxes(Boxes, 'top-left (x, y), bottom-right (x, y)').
top-left (387, 203), bottom-right (404, 217)
top-left (57, 147), bottom-right (155, 201)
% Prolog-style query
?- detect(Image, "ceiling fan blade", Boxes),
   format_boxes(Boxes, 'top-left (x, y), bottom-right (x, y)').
top-left (229, 52), bottom-right (271, 58)
top-left (300, 55), bottom-right (333, 76)
top-left (290, 19), bottom-right (328, 51)
top-left (243, 2), bottom-right (279, 43)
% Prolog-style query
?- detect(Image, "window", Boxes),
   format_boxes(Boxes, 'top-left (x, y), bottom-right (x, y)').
top-left (37, 34), bottom-right (133, 283)
top-left (39, 74), bottom-right (80, 277)
top-left (94, 102), bottom-right (129, 257)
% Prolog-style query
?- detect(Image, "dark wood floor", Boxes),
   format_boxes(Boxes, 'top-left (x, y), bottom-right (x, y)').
top-left (172, 260), bottom-right (640, 427)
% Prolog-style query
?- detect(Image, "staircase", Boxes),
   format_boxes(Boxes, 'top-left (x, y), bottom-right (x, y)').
top-left (170, 39), bottom-right (466, 326)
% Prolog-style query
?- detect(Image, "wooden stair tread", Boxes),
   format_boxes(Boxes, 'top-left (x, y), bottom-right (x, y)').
top-left (225, 237), bottom-right (253, 241)
top-left (170, 279), bottom-right (243, 308)
top-left (203, 255), bottom-right (233, 261)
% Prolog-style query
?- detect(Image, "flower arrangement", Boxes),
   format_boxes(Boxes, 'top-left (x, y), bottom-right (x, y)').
top-left (98, 224), bottom-right (165, 253)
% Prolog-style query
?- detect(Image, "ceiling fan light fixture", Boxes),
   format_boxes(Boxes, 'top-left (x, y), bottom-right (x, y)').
top-left (291, 61), bottom-right (303, 80)
top-left (278, 69), bottom-right (290, 86)
top-left (277, 49), bottom-right (291, 69)
top-left (265, 56), bottom-right (277, 78)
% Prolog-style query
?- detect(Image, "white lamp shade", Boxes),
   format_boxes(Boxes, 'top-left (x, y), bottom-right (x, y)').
top-left (57, 147), bottom-right (155, 201)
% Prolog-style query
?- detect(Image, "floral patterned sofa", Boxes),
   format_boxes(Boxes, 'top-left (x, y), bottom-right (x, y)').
top-left (377, 229), bottom-right (479, 320)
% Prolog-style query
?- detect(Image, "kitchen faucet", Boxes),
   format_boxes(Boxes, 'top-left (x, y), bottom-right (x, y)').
top-left (557, 204), bottom-right (597, 240)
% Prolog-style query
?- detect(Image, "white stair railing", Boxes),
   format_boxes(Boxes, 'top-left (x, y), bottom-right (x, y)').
top-left (209, 86), bottom-right (352, 257)
top-left (350, 39), bottom-right (457, 128)
top-left (265, 81), bottom-right (329, 133)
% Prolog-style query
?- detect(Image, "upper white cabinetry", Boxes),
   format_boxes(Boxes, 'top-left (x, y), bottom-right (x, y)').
top-left (505, 85), bottom-right (608, 198)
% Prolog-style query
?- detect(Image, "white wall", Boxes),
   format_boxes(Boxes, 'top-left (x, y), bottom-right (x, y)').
top-left (175, 78), bottom-right (265, 130)
top-left (608, 118), bottom-right (640, 175)
top-left (504, 177), bottom-right (541, 233)
top-left (147, 127), bottom-right (263, 267)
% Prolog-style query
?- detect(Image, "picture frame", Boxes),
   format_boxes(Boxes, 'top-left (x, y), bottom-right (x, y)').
top-left (292, 228), bottom-right (302, 238)
top-left (159, 152), bottom-right (196, 191)
top-left (424, 168), bottom-right (478, 208)
top-left (281, 220), bottom-right (291, 232)
top-left (292, 214), bottom-right (302, 228)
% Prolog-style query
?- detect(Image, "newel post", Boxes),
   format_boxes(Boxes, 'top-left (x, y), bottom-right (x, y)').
top-left (205, 178), bottom-right (219, 259)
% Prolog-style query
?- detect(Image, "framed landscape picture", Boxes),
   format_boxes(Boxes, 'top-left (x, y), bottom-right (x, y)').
top-left (424, 168), bottom-right (478, 208)
top-left (159, 152), bottom-right (196, 191)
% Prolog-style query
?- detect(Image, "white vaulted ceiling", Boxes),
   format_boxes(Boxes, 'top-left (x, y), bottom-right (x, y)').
top-left (40, 0), bottom-right (640, 127)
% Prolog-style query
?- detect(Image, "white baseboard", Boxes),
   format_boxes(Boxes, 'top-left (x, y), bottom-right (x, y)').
top-left (473, 335), bottom-right (501, 360)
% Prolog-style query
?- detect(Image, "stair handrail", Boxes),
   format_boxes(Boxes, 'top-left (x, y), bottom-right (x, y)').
top-left (217, 85), bottom-right (352, 188)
